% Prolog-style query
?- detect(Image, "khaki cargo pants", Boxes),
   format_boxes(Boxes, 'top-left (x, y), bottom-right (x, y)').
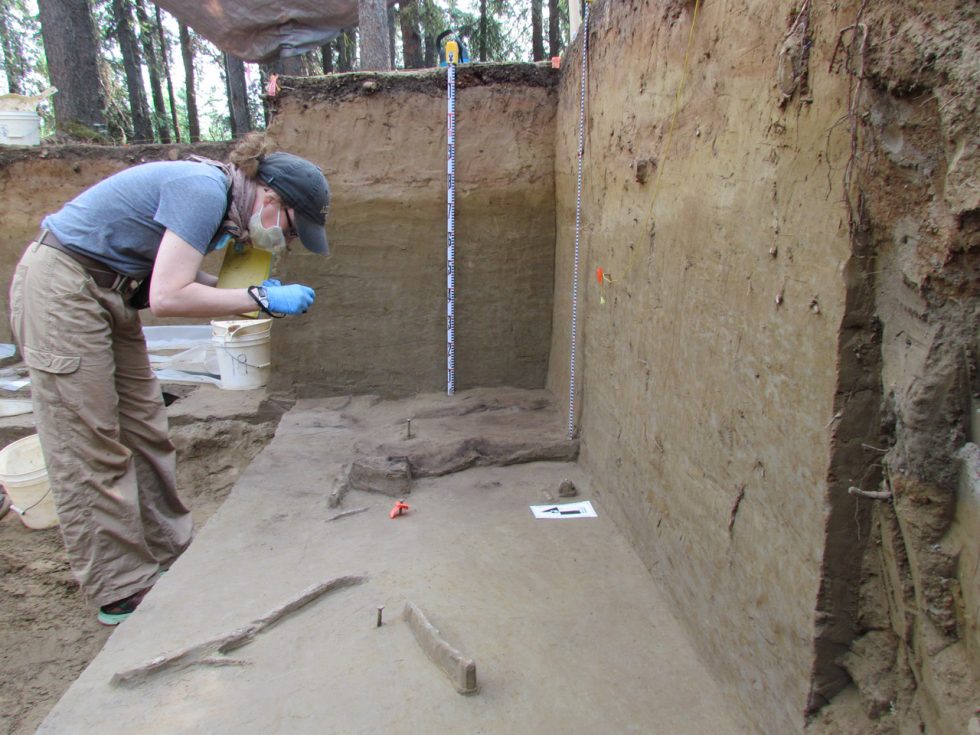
top-left (9, 241), bottom-right (192, 607)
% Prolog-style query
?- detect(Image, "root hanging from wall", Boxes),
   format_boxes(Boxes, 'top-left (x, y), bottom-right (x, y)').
top-left (809, 0), bottom-right (980, 731)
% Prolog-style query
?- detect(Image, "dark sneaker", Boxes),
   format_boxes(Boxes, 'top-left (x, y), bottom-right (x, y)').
top-left (97, 587), bottom-right (150, 626)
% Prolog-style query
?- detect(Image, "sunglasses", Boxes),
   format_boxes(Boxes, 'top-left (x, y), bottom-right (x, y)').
top-left (281, 204), bottom-right (299, 242)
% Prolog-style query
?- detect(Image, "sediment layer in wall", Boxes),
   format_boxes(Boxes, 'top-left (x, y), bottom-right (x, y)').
top-left (547, 1), bottom-right (978, 733)
top-left (266, 66), bottom-right (559, 397)
top-left (547, 1), bottom-right (880, 731)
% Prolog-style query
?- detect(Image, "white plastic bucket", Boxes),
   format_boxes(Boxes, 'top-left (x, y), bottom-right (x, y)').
top-left (0, 111), bottom-right (41, 146)
top-left (0, 433), bottom-right (58, 529)
top-left (211, 319), bottom-right (273, 390)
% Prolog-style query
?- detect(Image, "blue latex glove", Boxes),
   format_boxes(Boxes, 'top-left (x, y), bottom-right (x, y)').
top-left (265, 284), bottom-right (315, 315)
top-left (262, 279), bottom-right (282, 288)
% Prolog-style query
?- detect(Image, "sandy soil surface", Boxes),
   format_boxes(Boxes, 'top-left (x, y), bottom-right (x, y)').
top-left (0, 386), bottom-right (279, 735)
top-left (0, 517), bottom-right (106, 735)
top-left (36, 389), bottom-right (748, 735)
top-left (0, 466), bottom-right (238, 735)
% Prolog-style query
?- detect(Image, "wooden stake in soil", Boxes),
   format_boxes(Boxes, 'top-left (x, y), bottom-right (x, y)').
top-left (403, 601), bottom-right (478, 694)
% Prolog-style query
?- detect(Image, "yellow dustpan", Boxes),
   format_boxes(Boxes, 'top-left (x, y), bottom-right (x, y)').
top-left (216, 243), bottom-right (273, 318)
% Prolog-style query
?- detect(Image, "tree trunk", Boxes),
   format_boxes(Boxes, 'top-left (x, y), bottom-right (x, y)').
top-left (36, 0), bottom-right (106, 133)
top-left (265, 52), bottom-right (308, 78)
top-left (548, 0), bottom-right (561, 58)
top-left (155, 5), bottom-right (180, 143)
top-left (479, 0), bottom-right (487, 62)
top-left (422, 29), bottom-right (436, 68)
top-left (178, 21), bottom-right (200, 142)
top-left (257, 67), bottom-right (270, 127)
top-left (357, 0), bottom-right (390, 71)
top-left (0, 2), bottom-right (27, 94)
top-left (223, 53), bottom-right (251, 138)
top-left (388, 5), bottom-right (397, 69)
top-left (531, 0), bottom-right (544, 61)
top-left (420, 0), bottom-right (438, 67)
top-left (337, 29), bottom-right (356, 72)
top-left (321, 43), bottom-right (334, 73)
top-left (398, 0), bottom-right (423, 69)
top-left (135, 0), bottom-right (170, 143)
top-left (110, 0), bottom-right (153, 142)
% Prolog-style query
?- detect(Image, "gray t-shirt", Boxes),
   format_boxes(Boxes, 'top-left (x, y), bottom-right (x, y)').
top-left (42, 161), bottom-right (229, 279)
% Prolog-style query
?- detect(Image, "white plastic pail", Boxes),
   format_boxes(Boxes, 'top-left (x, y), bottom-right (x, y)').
top-left (0, 111), bottom-right (41, 146)
top-left (0, 434), bottom-right (58, 529)
top-left (211, 319), bottom-right (273, 390)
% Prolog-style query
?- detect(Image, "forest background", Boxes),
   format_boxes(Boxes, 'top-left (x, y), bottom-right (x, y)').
top-left (0, 0), bottom-right (571, 143)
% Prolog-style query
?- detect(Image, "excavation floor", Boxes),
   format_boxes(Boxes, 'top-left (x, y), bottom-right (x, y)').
top-left (37, 389), bottom-right (747, 734)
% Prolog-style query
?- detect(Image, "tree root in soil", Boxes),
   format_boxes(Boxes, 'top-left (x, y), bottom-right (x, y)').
top-left (111, 575), bottom-right (367, 687)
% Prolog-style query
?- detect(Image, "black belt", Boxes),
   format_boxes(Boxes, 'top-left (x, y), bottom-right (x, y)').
top-left (36, 230), bottom-right (142, 296)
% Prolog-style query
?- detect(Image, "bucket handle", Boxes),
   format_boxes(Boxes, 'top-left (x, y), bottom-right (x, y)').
top-left (215, 345), bottom-right (270, 371)
top-left (221, 322), bottom-right (270, 338)
top-left (9, 486), bottom-right (52, 517)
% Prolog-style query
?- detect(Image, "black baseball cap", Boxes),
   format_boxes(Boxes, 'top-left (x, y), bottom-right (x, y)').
top-left (257, 152), bottom-right (331, 255)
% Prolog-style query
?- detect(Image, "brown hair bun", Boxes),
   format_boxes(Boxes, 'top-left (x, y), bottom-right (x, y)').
top-left (228, 132), bottom-right (277, 179)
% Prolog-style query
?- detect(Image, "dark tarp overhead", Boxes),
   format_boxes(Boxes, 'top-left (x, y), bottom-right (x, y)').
top-left (156, 0), bottom-right (396, 63)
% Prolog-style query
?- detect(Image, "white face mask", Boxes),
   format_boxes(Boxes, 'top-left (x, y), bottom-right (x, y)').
top-left (248, 206), bottom-right (287, 253)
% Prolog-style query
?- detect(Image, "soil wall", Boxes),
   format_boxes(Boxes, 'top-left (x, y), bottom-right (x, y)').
top-left (821, 2), bottom-right (980, 733)
top-left (547, 1), bottom-right (978, 733)
top-left (264, 67), bottom-right (558, 396)
top-left (549, 1), bottom-right (861, 729)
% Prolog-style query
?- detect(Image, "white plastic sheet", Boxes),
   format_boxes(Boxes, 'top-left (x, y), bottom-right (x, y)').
top-left (143, 325), bottom-right (220, 385)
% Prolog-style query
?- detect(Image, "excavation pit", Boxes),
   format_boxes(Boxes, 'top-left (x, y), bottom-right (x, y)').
top-left (33, 387), bottom-right (747, 734)
top-left (0, 2), bottom-right (976, 730)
